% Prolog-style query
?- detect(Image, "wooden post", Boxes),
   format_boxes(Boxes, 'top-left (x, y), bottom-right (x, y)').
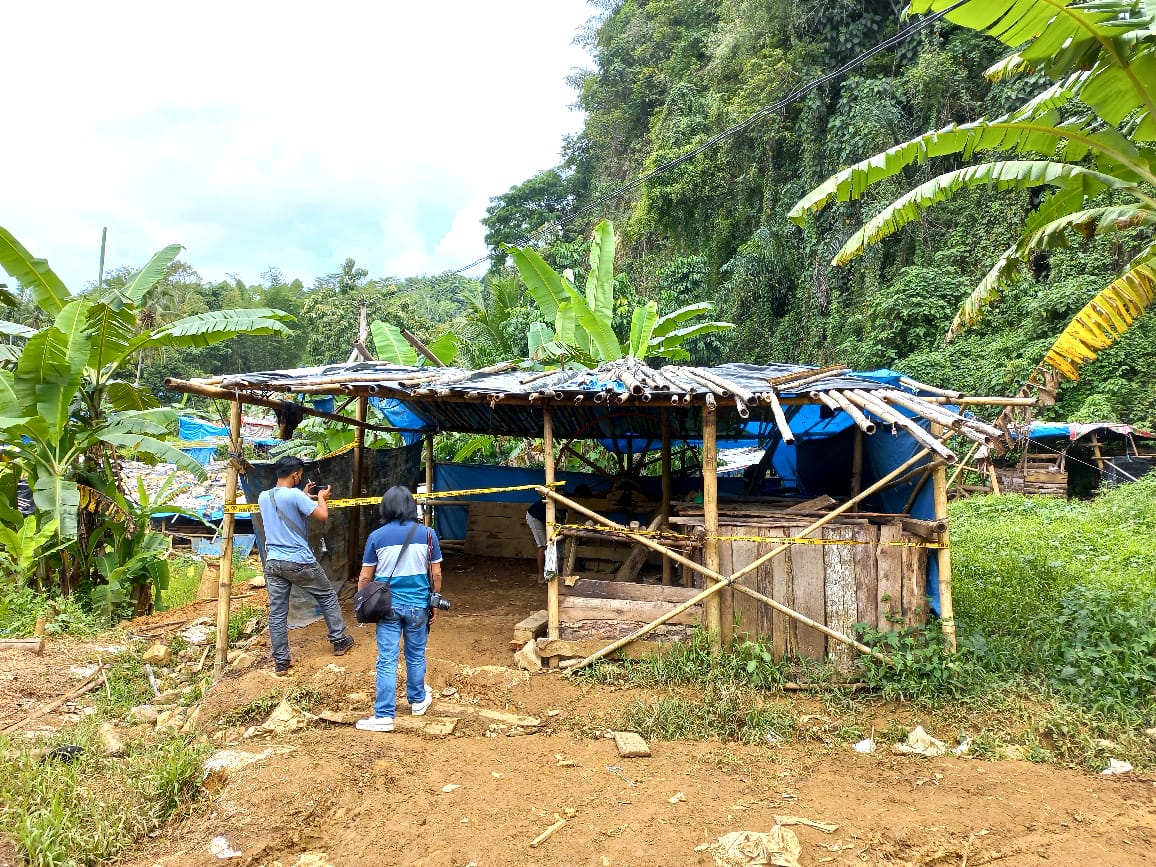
top-left (1090, 432), bottom-right (1105, 472)
top-left (544, 409), bottom-right (559, 642)
top-left (850, 426), bottom-right (864, 509)
top-left (214, 397), bottom-right (243, 680)
top-left (931, 423), bottom-right (956, 652)
top-left (349, 395), bottom-right (368, 579)
top-left (661, 408), bottom-right (673, 586)
top-left (424, 433), bottom-right (435, 527)
top-left (701, 405), bottom-right (722, 649)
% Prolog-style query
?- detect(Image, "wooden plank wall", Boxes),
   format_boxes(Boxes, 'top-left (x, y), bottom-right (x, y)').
top-left (720, 519), bottom-right (928, 661)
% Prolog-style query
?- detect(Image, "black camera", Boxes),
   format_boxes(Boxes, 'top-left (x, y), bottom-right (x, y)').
top-left (429, 592), bottom-right (451, 611)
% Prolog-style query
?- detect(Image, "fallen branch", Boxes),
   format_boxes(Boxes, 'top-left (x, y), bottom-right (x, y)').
top-left (529, 816), bottom-right (567, 848)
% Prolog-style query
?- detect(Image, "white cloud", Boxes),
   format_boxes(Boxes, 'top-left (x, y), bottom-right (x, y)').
top-left (2, 0), bottom-right (593, 290)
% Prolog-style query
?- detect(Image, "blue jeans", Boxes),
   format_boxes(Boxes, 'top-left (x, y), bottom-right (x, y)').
top-left (265, 559), bottom-right (349, 665)
top-left (374, 605), bottom-right (429, 719)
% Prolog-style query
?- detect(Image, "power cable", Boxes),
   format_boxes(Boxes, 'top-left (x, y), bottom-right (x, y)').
top-left (454, 0), bottom-right (969, 274)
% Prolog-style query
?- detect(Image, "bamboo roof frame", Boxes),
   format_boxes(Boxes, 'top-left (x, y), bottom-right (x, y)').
top-left (169, 358), bottom-right (1036, 677)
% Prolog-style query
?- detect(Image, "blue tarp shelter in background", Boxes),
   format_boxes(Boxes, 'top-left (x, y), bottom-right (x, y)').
top-left (177, 415), bottom-right (279, 446)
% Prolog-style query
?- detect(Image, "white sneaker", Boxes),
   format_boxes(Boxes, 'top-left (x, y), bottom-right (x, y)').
top-left (355, 716), bottom-right (394, 732)
top-left (411, 685), bottom-right (434, 716)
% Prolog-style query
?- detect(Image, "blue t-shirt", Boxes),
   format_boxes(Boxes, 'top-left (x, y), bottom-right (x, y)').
top-left (258, 486), bottom-right (317, 563)
top-left (362, 520), bottom-right (443, 608)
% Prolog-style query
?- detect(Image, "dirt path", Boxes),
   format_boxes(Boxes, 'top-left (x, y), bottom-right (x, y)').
top-left (4, 557), bottom-right (1154, 866)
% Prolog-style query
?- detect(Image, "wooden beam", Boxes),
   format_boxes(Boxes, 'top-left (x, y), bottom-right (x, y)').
top-left (544, 409), bottom-right (559, 643)
top-left (661, 408), bottom-right (673, 586)
top-left (850, 426), bottom-right (864, 510)
top-left (214, 398), bottom-right (243, 680)
top-left (401, 327), bottom-right (446, 367)
top-left (424, 434), bottom-right (435, 527)
top-left (701, 405), bottom-right (722, 648)
top-left (349, 395), bottom-right (367, 579)
top-left (931, 422), bottom-right (956, 652)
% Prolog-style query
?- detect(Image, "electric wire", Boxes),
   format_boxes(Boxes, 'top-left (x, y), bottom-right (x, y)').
top-left (454, 0), bottom-right (969, 274)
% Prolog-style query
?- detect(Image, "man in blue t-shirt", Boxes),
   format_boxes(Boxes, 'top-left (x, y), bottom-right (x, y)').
top-left (258, 456), bottom-right (354, 675)
top-left (355, 486), bottom-right (444, 733)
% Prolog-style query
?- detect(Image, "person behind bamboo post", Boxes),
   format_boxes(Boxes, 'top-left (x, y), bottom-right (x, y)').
top-left (260, 455), bottom-right (355, 676)
top-left (356, 485), bottom-right (444, 733)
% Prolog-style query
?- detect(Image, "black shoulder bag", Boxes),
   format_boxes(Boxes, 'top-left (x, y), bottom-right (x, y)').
top-left (354, 522), bottom-right (418, 624)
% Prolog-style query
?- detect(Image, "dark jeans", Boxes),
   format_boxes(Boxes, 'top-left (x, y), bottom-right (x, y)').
top-left (265, 559), bottom-right (348, 665)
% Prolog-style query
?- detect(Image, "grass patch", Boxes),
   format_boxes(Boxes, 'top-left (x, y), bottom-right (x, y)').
top-left (0, 722), bottom-right (209, 866)
top-left (0, 583), bottom-right (105, 638)
top-left (617, 684), bottom-right (796, 745)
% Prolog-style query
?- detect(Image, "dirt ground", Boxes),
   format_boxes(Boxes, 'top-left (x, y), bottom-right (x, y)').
top-left (2, 556), bottom-right (1154, 867)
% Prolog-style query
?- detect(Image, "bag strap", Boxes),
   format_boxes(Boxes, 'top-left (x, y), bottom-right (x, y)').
top-left (271, 488), bottom-right (309, 540)
top-left (382, 522), bottom-right (420, 581)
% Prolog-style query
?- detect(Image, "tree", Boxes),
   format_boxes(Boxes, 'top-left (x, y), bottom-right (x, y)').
top-left (788, 0), bottom-right (1156, 391)
top-left (508, 220), bottom-right (734, 365)
top-left (482, 169), bottom-right (578, 255)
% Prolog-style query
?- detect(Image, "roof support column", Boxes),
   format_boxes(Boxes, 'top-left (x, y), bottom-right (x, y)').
top-left (701, 404), bottom-right (722, 650)
top-left (214, 396), bottom-right (243, 681)
top-left (661, 408), bottom-right (673, 586)
top-left (349, 395), bottom-right (367, 580)
top-left (424, 433), bottom-right (435, 527)
top-left (544, 409), bottom-right (560, 646)
top-left (931, 422), bottom-right (956, 652)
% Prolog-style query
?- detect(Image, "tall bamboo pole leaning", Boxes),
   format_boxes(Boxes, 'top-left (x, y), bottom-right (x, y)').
top-left (701, 405), bottom-right (722, 648)
top-left (661, 408), bottom-right (673, 586)
top-left (214, 397), bottom-right (244, 680)
top-left (543, 409), bottom-right (560, 642)
top-left (424, 433), bottom-right (435, 527)
top-left (930, 423), bottom-right (957, 651)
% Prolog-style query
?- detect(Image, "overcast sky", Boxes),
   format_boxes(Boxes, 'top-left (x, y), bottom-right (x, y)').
top-left (4, 1), bottom-right (594, 291)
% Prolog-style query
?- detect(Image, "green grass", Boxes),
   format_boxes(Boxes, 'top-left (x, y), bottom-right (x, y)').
top-left (161, 555), bottom-right (263, 611)
top-left (0, 722), bottom-right (209, 867)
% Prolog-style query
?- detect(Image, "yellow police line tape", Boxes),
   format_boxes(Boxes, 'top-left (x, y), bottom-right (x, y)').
top-left (221, 481), bottom-right (565, 514)
top-left (549, 523), bottom-right (947, 550)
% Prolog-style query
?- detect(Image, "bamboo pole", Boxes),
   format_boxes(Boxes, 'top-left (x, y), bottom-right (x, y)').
top-left (349, 395), bottom-right (367, 579)
top-left (845, 390), bottom-right (958, 464)
top-left (661, 408), bottom-right (673, 586)
top-left (945, 442), bottom-right (981, 492)
top-left (214, 398), bottom-right (243, 680)
top-left (401, 327), bottom-right (446, 367)
top-left (541, 488), bottom-right (888, 669)
top-left (424, 434), bottom-right (435, 527)
top-left (544, 409), bottom-right (559, 643)
top-left (702, 405), bottom-right (722, 648)
top-left (850, 426), bottom-right (864, 509)
top-left (931, 423), bottom-right (956, 652)
top-left (164, 380), bottom-right (408, 434)
top-left (828, 390), bottom-right (876, 434)
top-left (766, 390), bottom-right (796, 444)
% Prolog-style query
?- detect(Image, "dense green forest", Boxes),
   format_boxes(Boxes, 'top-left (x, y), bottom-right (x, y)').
top-left (484, 0), bottom-right (1156, 426)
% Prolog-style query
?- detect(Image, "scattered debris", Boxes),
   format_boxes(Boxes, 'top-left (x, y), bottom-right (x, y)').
top-left (96, 722), bottom-right (126, 757)
top-left (201, 746), bottom-right (297, 792)
top-left (441, 784), bottom-right (461, 793)
top-left (606, 766), bottom-right (637, 787)
top-left (141, 644), bottom-right (172, 666)
top-left (178, 619), bottom-right (215, 646)
top-left (514, 639), bottom-right (542, 672)
top-left (256, 698), bottom-right (314, 736)
top-left (40, 744), bottom-right (84, 764)
top-left (529, 815), bottom-right (567, 848)
top-left (852, 738), bottom-right (876, 754)
top-left (547, 708), bottom-right (561, 717)
top-left (208, 835), bottom-right (242, 859)
top-left (1102, 759), bottom-right (1133, 775)
top-left (1144, 727), bottom-right (1156, 740)
top-left (440, 687), bottom-right (458, 698)
top-left (613, 731), bottom-right (651, 758)
top-left (696, 827), bottom-right (802, 867)
top-left (891, 726), bottom-right (969, 758)
top-left (128, 704), bottom-right (159, 724)
top-left (669, 792), bottom-right (686, 804)
top-left (774, 816), bottom-right (837, 833)
top-left (436, 701), bottom-right (541, 730)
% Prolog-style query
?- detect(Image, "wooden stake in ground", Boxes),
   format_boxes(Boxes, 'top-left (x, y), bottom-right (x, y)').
top-left (215, 397), bottom-right (243, 680)
top-left (660, 408), bottom-right (673, 586)
top-left (931, 422), bottom-right (957, 652)
top-left (543, 408), bottom-right (560, 643)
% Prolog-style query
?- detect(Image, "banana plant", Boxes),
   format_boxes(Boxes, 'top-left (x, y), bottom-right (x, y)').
top-left (0, 227), bottom-right (293, 550)
top-left (509, 220), bottom-right (733, 365)
top-left (788, 0), bottom-right (1156, 385)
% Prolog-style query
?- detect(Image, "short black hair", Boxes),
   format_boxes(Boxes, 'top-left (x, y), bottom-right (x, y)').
top-left (273, 456), bottom-right (305, 480)
top-left (379, 485), bottom-right (419, 524)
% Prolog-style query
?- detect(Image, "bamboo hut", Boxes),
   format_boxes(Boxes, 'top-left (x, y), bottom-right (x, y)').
top-left (165, 360), bottom-right (1033, 676)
